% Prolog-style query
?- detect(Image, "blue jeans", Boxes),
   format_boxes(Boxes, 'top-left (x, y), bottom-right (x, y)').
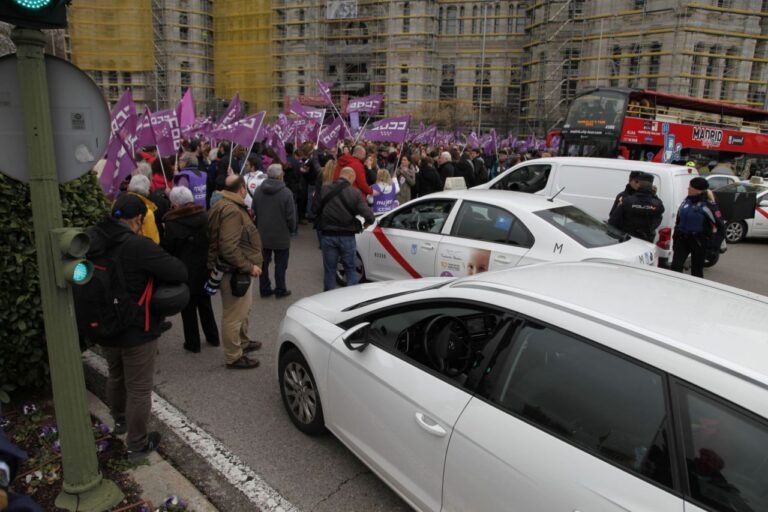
top-left (260, 248), bottom-right (289, 295)
top-left (321, 235), bottom-right (357, 291)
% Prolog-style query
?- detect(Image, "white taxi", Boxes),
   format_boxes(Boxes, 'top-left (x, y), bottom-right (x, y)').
top-left (342, 190), bottom-right (657, 284)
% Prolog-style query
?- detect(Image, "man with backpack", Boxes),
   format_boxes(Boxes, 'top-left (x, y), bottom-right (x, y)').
top-left (314, 167), bottom-right (374, 291)
top-left (80, 195), bottom-right (187, 461)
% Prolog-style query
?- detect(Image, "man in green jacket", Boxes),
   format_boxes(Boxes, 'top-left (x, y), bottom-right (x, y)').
top-left (207, 175), bottom-right (263, 369)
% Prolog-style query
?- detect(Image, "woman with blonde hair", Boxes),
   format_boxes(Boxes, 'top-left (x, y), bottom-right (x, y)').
top-left (371, 168), bottom-right (399, 214)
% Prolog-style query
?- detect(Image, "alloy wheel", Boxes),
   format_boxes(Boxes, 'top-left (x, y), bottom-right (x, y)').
top-left (283, 362), bottom-right (317, 424)
top-left (725, 221), bottom-right (745, 243)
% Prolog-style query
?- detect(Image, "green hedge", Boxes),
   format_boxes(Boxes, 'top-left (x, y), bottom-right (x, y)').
top-left (0, 171), bottom-right (110, 390)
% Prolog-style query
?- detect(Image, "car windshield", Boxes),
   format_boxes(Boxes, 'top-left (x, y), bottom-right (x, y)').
top-left (535, 205), bottom-right (628, 248)
top-left (716, 183), bottom-right (768, 195)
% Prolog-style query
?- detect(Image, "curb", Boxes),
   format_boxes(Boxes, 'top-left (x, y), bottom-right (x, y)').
top-left (87, 391), bottom-right (219, 512)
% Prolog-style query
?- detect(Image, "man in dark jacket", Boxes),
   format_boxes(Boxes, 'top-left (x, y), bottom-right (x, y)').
top-left (436, 151), bottom-right (455, 185)
top-left (416, 156), bottom-right (443, 197)
top-left (89, 195), bottom-right (187, 460)
top-left (314, 167), bottom-right (375, 291)
top-left (162, 186), bottom-right (219, 353)
top-left (470, 147), bottom-right (489, 185)
top-left (609, 171), bottom-right (642, 216)
top-left (253, 164), bottom-right (297, 298)
top-left (608, 173), bottom-right (664, 242)
top-left (453, 149), bottom-right (475, 188)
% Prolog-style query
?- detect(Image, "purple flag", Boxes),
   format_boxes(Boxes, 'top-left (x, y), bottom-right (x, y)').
top-left (484, 129), bottom-right (498, 155)
top-left (289, 98), bottom-right (308, 118)
top-left (134, 106), bottom-right (156, 151)
top-left (150, 109), bottom-right (182, 156)
top-left (182, 116), bottom-right (213, 139)
top-left (346, 94), bottom-right (384, 115)
top-left (175, 88), bottom-right (195, 129)
top-left (454, 126), bottom-right (463, 142)
top-left (110, 89), bottom-right (137, 140)
top-left (100, 133), bottom-right (136, 197)
top-left (212, 112), bottom-right (266, 148)
top-left (266, 130), bottom-right (287, 163)
top-left (216, 93), bottom-right (241, 127)
top-left (303, 106), bottom-right (326, 123)
top-left (466, 131), bottom-right (480, 149)
top-left (318, 117), bottom-right (344, 150)
top-left (412, 124), bottom-right (438, 145)
top-left (364, 115), bottom-right (410, 143)
top-left (317, 80), bottom-right (334, 106)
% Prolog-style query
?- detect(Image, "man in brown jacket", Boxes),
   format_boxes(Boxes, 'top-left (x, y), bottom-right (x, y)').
top-left (207, 175), bottom-right (263, 369)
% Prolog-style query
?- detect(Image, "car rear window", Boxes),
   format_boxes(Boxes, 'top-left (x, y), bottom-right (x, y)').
top-left (535, 205), bottom-right (627, 248)
top-left (716, 183), bottom-right (768, 195)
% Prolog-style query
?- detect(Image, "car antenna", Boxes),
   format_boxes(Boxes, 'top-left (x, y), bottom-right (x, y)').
top-left (547, 186), bottom-right (565, 202)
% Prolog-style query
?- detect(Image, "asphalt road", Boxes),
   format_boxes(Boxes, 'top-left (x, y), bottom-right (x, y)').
top-left (151, 227), bottom-right (768, 512)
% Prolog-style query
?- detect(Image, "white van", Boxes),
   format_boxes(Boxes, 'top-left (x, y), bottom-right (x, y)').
top-left (475, 157), bottom-right (699, 265)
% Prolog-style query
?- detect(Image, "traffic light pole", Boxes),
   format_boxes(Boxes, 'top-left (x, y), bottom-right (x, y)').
top-left (11, 28), bottom-right (123, 511)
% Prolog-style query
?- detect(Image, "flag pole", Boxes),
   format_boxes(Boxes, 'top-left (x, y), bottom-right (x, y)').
top-left (228, 141), bottom-right (235, 173)
top-left (240, 114), bottom-right (265, 174)
top-left (352, 116), bottom-right (370, 146)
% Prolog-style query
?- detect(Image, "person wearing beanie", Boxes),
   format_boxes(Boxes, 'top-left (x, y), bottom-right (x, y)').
top-left (609, 170), bottom-right (643, 216)
top-left (670, 176), bottom-right (723, 278)
top-left (608, 172), bottom-right (665, 242)
top-left (86, 194), bottom-right (187, 461)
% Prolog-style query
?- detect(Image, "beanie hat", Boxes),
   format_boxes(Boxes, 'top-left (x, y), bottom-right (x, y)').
top-left (112, 194), bottom-right (148, 220)
top-left (637, 172), bottom-right (654, 183)
top-left (690, 177), bottom-right (709, 191)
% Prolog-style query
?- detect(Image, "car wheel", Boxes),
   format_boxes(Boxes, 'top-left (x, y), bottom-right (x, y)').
top-left (335, 253), bottom-right (365, 287)
top-left (279, 348), bottom-right (325, 435)
top-left (725, 220), bottom-right (747, 244)
top-left (704, 252), bottom-right (719, 268)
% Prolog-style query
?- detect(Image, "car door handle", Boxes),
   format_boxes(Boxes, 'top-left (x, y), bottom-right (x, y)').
top-left (420, 243), bottom-right (435, 251)
top-left (494, 254), bottom-right (512, 263)
top-left (414, 412), bottom-right (447, 437)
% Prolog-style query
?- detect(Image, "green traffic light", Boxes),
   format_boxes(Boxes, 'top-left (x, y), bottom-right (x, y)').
top-left (72, 261), bottom-right (90, 283)
top-left (13, 0), bottom-right (52, 9)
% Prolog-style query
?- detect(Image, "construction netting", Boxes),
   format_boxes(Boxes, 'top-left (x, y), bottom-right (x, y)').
top-left (68, 0), bottom-right (154, 71)
top-left (214, 0), bottom-right (273, 114)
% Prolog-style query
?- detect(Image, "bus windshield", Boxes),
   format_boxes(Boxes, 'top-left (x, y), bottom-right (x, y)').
top-left (563, 91), bottom-right (627, 136)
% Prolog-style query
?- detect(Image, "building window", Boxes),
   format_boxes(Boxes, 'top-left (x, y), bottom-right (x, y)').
top-left (627, 43), bottom-right (641, 88)
top-left (180, 61), bottom-right (191, 87)
top-left (446, 6), bottom-right (457, 34)
top-left (634, 0), bottom-right (646, 9)
top-left (438, 7), bottom-right (443, 34)
top-left (647, 42), bottom-right (661, 90)
top-left (179, 13), bottom-right (189, 43)
top-left (400, 81), bottom-right (408, 103)
top-left (108, 71), bottom-right (118, 84)
top-left (473, 64), bottom-right (491, 111)
top-left (440, 64), bottom-right (456, 99)
top-left (703, 45), bottom-right (721, 99)
top-left (747, 43), bottom-right (767, 106)
top-left (298, 82), bottom-right (305, 96)
top-left (716, 0), bottom-right (733, 7)
top-left (298, 9), bottom-right (306, 38)
top-left (610, 45), bottom-right (622, 87)
top-left (403, 2), bottom-right (410, 33)
top-left (494, 4), bottom-right (501, 33)
top-left (122, 72), bottom-right (132, 86)
top-left (689, 42), bottom-right (706, 96)
top-left (720, 46), bottom-right (739, 101)
top-left (459, 6), bottom-right (465, 34)
top-left (562, 48), bottom-right (580, 98)
top-left (472, 5), bottom-right (478, 33)
top-left (568, 0), bottom-right (584, 18)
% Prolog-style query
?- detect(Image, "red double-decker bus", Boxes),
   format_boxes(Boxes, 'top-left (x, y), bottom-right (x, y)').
top-left (560, 88), bottom-right (768, 176)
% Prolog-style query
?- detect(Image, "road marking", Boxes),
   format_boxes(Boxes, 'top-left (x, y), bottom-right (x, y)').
top-left (83, 350), bottom-right (300, 512)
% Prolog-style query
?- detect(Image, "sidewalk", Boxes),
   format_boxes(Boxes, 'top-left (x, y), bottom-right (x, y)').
top-left (87, 391), bottom-right (218, 512)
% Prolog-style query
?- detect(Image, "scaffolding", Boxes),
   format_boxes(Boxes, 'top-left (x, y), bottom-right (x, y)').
top-left (214, 0), bottom-right (273, 116)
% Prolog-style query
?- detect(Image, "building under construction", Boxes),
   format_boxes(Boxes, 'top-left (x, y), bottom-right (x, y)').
top-left (2, 0), bottom-right (767, 134)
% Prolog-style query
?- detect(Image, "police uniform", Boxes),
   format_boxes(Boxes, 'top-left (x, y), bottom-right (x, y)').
top-left (608, 174), bottom-right (664, 242)
top-left (671, 177), bottom-right (719, 278)
top-left (609, 170), bottom-right (642, 216)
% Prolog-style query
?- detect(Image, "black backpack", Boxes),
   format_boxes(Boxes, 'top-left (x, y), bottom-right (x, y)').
top-left (73, 229), bottom-right (151, 342)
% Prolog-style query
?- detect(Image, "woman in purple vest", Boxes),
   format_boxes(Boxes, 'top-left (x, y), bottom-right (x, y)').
top-left (371, 169), bottom-right (399, 215)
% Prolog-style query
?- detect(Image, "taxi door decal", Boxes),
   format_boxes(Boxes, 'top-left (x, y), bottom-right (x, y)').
top-left (372, 225), bottom-right (422, 279)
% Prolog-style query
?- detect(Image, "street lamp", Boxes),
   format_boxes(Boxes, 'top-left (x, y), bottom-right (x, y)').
top-left (476, 0), bottom-right (492, 134)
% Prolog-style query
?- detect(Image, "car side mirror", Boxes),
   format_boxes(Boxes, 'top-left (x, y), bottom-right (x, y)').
top-left (341, 322), bottom-right (371, 352)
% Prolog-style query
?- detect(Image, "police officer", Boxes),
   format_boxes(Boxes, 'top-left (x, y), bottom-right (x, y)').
top-left (671, 177), bottom-right (721, 278)
top-left (608, 172), bottom-right (664, 242)
top-left (609, 170), bottom-right (642, 216)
